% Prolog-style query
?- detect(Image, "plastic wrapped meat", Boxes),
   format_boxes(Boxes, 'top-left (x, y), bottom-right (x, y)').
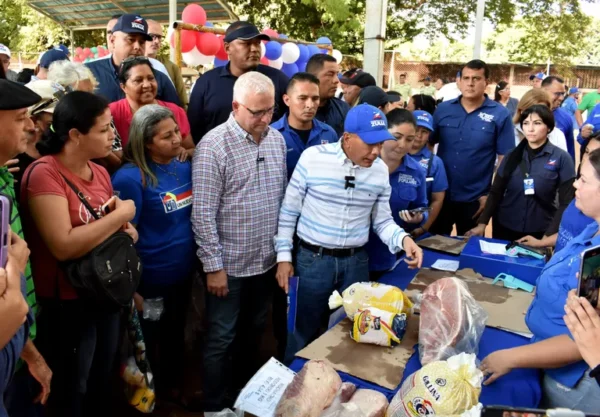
top-left (418, 277), bottom-right (487, 365)
top-left (329, 282), bottom-right (413, 320)
top-left (347, 389), bottom-right (389, 417)
top-left (320, 383), bottom-right (357, 417)
top-left (275, 360), bottom-right (342, 417)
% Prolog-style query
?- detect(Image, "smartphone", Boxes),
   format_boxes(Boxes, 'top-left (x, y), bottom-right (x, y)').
top-left (409, 207), bottom-right (432, 214)
top-left (578, 245), bottom-right (600, 307)
top-left (482, 405), bottom-right (599, 417)
top-left (0, 194), bottom-right (11, 268)
top-left (101, 196), bottom-right (116, 215)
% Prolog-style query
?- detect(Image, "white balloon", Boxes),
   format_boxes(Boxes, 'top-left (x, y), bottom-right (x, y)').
top-left (260, 42), bottom-right (266, 58)
top-left (182, 46), bottom-right (214, 66)
top-left (332, 49), bottom-right (343, 64)
top-left (268, 57), bottom-right (283, 69)
top-left (281, 42), bottom-right (300, 64)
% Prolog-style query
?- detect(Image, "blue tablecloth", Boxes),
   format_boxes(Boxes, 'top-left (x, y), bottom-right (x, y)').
top-left (290, 246), bottom-right (542, 407)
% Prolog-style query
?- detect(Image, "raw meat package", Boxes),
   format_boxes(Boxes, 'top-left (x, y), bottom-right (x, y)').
top-left (275, 360), bottom-right (342, 417)
top-left (386, 353), bottom-right (483, 417)
top-left (418, 277), bottom-right (487, 365)
top-left (329, 282), bottom-right (413, 320)
top-left (351, 308), bottom-right (408, 347)
top-left (321, 388), bottom-right (388, 417)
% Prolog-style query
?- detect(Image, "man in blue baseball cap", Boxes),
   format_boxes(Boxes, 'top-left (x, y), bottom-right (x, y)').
top-left (529, 72), bottom-right (545, 89)
top-left (275, 103), bottom-right (423, 363)
top-left (37, 49), bottom-right (69, 80)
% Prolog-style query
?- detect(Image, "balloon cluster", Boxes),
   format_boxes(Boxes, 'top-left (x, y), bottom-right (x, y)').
top-left (72, 46), bottom-right (110, 63)
top-left (176, 3), bottom-right (343, 75)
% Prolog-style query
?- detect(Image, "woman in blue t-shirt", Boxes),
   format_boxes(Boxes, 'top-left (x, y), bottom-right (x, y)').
top-left (112, 104), bottom-right (195, 404)
top-left (480, 149), bottom-right (600, 412)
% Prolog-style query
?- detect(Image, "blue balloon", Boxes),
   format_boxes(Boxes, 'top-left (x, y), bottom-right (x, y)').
top-left (297, 44), bottom-right (309, 62)
top-left (279, 34), bottom-right (288, 39)
top-left (297, 61), bottom-right (307, 72)
top-left (316, 36), bottom-right (332, 45)
top-left (214, 57), bottom-right (228, 67)
top-left (307, 45), bottom-right (320, 57)
top-left (265, 41), bottom-right (282, 60)
top-left (282, 63), bottom-right (299, 78)
top-left (205, 22), bottom-right (214, 27)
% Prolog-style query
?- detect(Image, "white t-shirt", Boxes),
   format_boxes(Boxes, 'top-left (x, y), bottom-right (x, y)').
top-left (514, 126), bottom-right (568, 153)
top-left (438, 82), bottom-right (461, 102)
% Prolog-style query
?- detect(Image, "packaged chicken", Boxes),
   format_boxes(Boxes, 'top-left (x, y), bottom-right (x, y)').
top-left (329, 282), bottom-right (413, 320)
top-left (348, 389), bottom-right (389, 417)
top-left (386, 353), bottom-right (483, 417)
top-left (351, 308), bottom-right (408, 347)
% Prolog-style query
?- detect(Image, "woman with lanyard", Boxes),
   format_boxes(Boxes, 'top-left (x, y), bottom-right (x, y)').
top-left (480, 148), bottom-right (600, 412)
top-left (466, 105), bottom-right (575, 241)
top-left (518, 133), bottom-right (598, 253)
top-left (494, 81), bottom-right (518, 118)
top-left (408, 110), bottom-right (448, 239)
top-left (111, 105), bottom-right (195, 406)
top-left (365, 109), bottom-right (428, 281)
top-left (109, 57), bottom-right (194, 155)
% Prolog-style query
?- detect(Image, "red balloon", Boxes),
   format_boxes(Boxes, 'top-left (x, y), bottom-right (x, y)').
top-left (75, 46), bottom-right (83, 54)
top-left (262, 28), bottom-right (278, 38)
top-left (197, 33), bottom-right (220, 56)
top-left (260, 56), bottom-right (269, 65)
top-left (180, 30), bottom-right (199, 53)
top-left (83, 47), bottom-right (91, 55)
top-left (182, 4), bottom-right (207, 26)
top-left (215, 36), bottom-right (228, 60)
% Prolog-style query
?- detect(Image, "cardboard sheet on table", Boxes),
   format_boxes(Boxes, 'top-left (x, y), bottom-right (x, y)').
top-left (417, 235), bottom-right (468, 255)
top-left (405, 268), bottom-right (534, 335)
top-left (296, 314), bottom-right (420, 390)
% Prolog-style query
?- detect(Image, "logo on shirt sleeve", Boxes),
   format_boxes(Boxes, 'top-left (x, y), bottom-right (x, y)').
top-left (544, 159), bottom-right (558, 171)
top-left (159, 183), bottom-right (192, 213)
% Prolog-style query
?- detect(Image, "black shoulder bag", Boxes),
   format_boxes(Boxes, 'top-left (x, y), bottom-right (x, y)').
top-left (59, 174), bottom-right (142, 310)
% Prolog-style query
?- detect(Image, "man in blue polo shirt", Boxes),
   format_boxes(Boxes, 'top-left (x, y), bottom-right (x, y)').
top-left (542, 76), bottom-right (576, 161)
top-left (86, 14), bottom-right (180, 105)
top-left (271, 72), bottom-right (338, 179)
top-left (430, 59), bottom-right (514, 236)
top-left (187, 21), bottom-right (289, 144)
top-left (306, 54), bottom-right (350, 137)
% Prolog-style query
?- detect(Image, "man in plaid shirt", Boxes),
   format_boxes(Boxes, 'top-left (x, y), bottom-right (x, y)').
top-left (192, 72), bottom-right (287, 413)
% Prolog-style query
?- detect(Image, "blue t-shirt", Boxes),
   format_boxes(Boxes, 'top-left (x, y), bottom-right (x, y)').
top-left (553, 107), bottom-right (575, 161)
top-left (271, 115), bottom-right (339, 179)
top-left (496, 141), bottom-right (575, 233)
top-left (526, 221), bottom-right (600, 388)
top-left (111, 160), bottom-right (195, 291)
top-left (409, 147), bottom-right (449, 200)
top-left (555, 199), bottom-right (594, 253)
top-left (433, 96), bottom-right (515, 202)
top-left (577, 102), bottom-right (600, 145)
top-left (365, 156), bottom-right (427, 271)
top-left (562, 96), bottom-right (579, 128)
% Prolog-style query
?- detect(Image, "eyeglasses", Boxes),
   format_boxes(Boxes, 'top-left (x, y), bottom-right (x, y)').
top-left (238, 103), bottom-right (277, 119)
top-left (120, 56), bottom-right (151, 71)
top-left (553, 91), bottom-right (565, 98)
top-left (150, 34), bottom-right (164, 42)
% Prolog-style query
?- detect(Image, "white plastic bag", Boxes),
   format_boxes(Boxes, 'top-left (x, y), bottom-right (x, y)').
top-left (418, 277), bottom-right (487, 365)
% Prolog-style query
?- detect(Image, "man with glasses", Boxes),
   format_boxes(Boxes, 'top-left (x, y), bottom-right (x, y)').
top-left (88, 14), bottom-right (179, 104)
top-left (192, 72), bottom-right (287, 414)
top-left (145, 19), bottom-right (187, 107)
top-left (543, 75), bottom-right (575, 161)
top-left (0, 44), bottom-right (18, 82)
top-left (188, 21), bottom-right (289, 144)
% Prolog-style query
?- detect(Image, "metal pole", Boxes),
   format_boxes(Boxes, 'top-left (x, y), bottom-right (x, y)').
top-left (473, 0), bottom-right (486, 59)
top-left (363, 0), bottom-right (388, 85)
top-left (169, 0), bottom-right (177, 62)
top-left (70, 29), bottom-right (75, 56)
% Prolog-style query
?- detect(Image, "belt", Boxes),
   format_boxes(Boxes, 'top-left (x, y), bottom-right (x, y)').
top-left (299, 240), bottom-right (363, 258)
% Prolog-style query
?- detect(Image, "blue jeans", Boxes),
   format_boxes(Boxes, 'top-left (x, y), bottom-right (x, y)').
top-left (284, 246), bottom-right (369, 364)
top-left (541, 371), bottom-right (600, 412)
top-left (202, 269), bottom-right (273, 412)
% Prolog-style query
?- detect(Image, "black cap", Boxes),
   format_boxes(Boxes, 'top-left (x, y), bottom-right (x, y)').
top-left (0, 79), bottom-right (42, 111)
top-left (358, 86), bottom-right (389, 108)
top-left (224, 22), bottom-right (270, 43)
top-left (112, 14), bottom-right (152, 41)
top-left (386, 91), bottom-right (401, 103)
top-left (340, 70), bottom-right (376, 88)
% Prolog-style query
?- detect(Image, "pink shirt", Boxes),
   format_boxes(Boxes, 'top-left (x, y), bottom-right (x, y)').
top-left (109, 99), bottom-right (191, 147)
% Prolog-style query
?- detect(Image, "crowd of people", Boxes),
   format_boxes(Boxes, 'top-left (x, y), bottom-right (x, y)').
top-left (2, 11), bottom-right (600, 417)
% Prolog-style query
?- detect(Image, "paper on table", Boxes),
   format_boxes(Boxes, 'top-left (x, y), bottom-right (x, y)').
top-left (431, 259), bottom-right (460, 272)
top-left (234, 357), bottom-right (296, 417)
top-left (479, 240), bottom-right (508, 256)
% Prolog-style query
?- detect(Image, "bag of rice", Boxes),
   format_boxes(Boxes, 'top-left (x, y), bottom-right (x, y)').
top-left (351, 308), bottom-right (408, 347)
top-left (329, 282), bottom-right (413, 320)
top-left (386, 353), bottom-right (483, 417)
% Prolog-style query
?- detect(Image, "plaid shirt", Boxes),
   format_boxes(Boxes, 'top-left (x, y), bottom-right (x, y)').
top-left (192, 114), bottom-right (287, 277)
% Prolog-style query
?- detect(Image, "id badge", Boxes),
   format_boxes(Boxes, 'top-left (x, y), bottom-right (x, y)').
top-left (523, 178), bottom-right (535, 195)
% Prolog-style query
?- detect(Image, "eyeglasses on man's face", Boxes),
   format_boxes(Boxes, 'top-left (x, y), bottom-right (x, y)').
top-left (238, 103), bottom-right (277, 119)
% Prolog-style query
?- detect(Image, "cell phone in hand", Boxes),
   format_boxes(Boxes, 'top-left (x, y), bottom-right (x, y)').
top-left (0, 194), bottom-right (11, 268)
top-left (409, 207), bottom-right (432, 215)
top-left (578, 245), bottom-right (600, 308)
top-left (101, 196), bottom-right (116, 215)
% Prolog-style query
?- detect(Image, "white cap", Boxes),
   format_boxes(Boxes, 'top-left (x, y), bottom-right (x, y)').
top-left (0, 44), bottom-right (11, 59)
top-left (25, 80), bottom-right (65, 114)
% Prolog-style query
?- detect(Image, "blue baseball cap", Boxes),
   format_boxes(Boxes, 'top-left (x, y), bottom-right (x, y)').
top-left (112, 14), bottom-right (152, 41)
top-left (569, 87), bottom-right (579, 95)
top-left (344, 104), bottom-right (393, 145)
top-left (413, 110), bottom-right (434, 132)
top-left (529, 72), bottom-right (545, 81)
top-left (56, 44), bottom-right (69, 56)
top-left (39, 49), bottom-right (69, 69)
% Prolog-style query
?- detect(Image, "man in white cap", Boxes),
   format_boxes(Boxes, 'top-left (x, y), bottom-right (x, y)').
top-left (0, 44), bottom-right (18, 82)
